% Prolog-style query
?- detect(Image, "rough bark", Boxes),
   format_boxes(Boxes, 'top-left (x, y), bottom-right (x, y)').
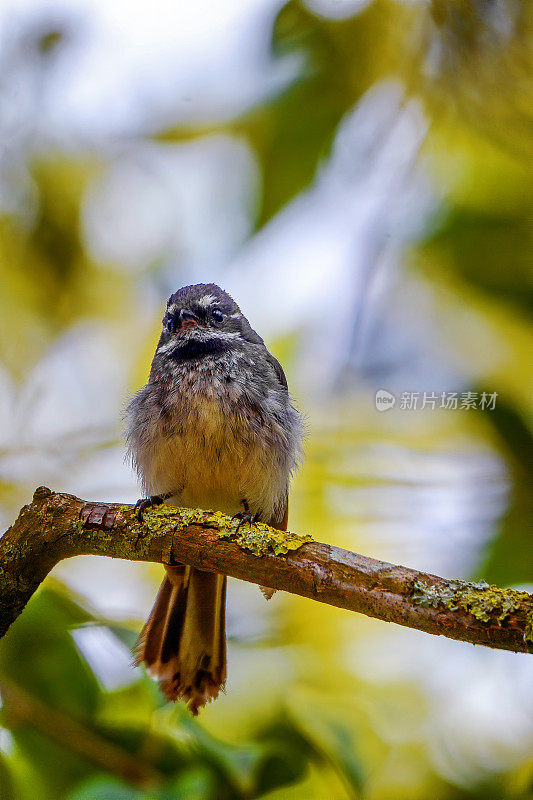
top-left (1, 487), bottom-right (532, 653)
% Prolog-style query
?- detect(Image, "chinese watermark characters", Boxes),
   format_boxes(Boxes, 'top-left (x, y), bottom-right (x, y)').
top-left (375, 390), bottom-right (498, 412)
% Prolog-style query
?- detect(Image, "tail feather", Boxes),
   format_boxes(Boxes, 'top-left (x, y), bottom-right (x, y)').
top-left (135, 565), bottom-right (227, 715)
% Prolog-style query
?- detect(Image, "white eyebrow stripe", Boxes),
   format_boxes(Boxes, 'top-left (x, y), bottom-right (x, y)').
top-left (197, 294), bottom-right (218, 308)
top-left (228, 312), bottom-right (240, 318)
top-left (166, 303), bottom-right (179, 315)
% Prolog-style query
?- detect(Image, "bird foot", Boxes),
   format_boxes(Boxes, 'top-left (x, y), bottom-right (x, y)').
top-left (135, 494), bottom-right (166, 523)
top-left (232, 510), bottom-right (258, 534)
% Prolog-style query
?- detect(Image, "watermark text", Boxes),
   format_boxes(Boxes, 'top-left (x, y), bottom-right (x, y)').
top-left (375, 390), bottom-right (498, 412)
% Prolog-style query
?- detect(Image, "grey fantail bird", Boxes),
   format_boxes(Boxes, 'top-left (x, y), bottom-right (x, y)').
top-left (125, 283), bottom-right (303, 714)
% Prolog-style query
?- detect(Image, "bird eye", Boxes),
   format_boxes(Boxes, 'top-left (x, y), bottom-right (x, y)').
top-left (211, 308), bottom-right (223, 323)
top-left (166, 316), bottom-right (175, 333)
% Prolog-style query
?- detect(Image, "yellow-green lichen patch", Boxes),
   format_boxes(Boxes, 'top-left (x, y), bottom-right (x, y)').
top-left (139, 504), bottom-right (313, 557)
top-left (141, 505), bottom-right (228, 536)
top-left (452, 585), bottom-right (530, 625)
top-left (72, 519), bottom-right (85, 536)
top-left (142, 504), bottom-right (183, 533)
top-left (525, 610), bottom-right (533, 644)
top-left (217, 518), bottom-right (314, 557)
top-left (413, 578), bottom-right (532, 630)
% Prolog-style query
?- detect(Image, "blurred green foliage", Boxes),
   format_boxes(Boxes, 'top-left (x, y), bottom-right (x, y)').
top-left (1, 0), bottom-right (532, 798)
top-left (159, 0), bottom-right (404, 225)
top-left (0, 157), bottom-right (128, 376)
top-left (0, 584), bottom-right (365, 799)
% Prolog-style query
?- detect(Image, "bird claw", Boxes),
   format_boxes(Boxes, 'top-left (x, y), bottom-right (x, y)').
top-left (232, 510), bottom-right (258, 534)
top-left (135, 494), bottom-right (165, 522)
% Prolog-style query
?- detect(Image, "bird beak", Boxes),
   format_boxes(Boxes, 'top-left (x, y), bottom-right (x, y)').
top-left (177, 309), bottom-right (202, 330)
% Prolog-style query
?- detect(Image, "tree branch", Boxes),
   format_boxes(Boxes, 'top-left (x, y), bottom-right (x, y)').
top-left (1, 487), bottom-right (532, 653)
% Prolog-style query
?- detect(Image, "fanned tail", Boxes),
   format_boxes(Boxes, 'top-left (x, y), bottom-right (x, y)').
top-left (135, 565), bottom-right (227, 715)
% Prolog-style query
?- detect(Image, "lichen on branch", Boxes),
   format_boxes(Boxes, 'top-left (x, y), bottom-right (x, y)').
top-left (0, 487), bottom-right (532, 654)
top-left (413, 579), bottom-right (533, 644)
top-left (121, 503), bottom-right (314, 557)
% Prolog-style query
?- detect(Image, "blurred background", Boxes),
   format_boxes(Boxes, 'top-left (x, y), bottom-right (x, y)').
top-left (0, 0), bottom-right (532, 798)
